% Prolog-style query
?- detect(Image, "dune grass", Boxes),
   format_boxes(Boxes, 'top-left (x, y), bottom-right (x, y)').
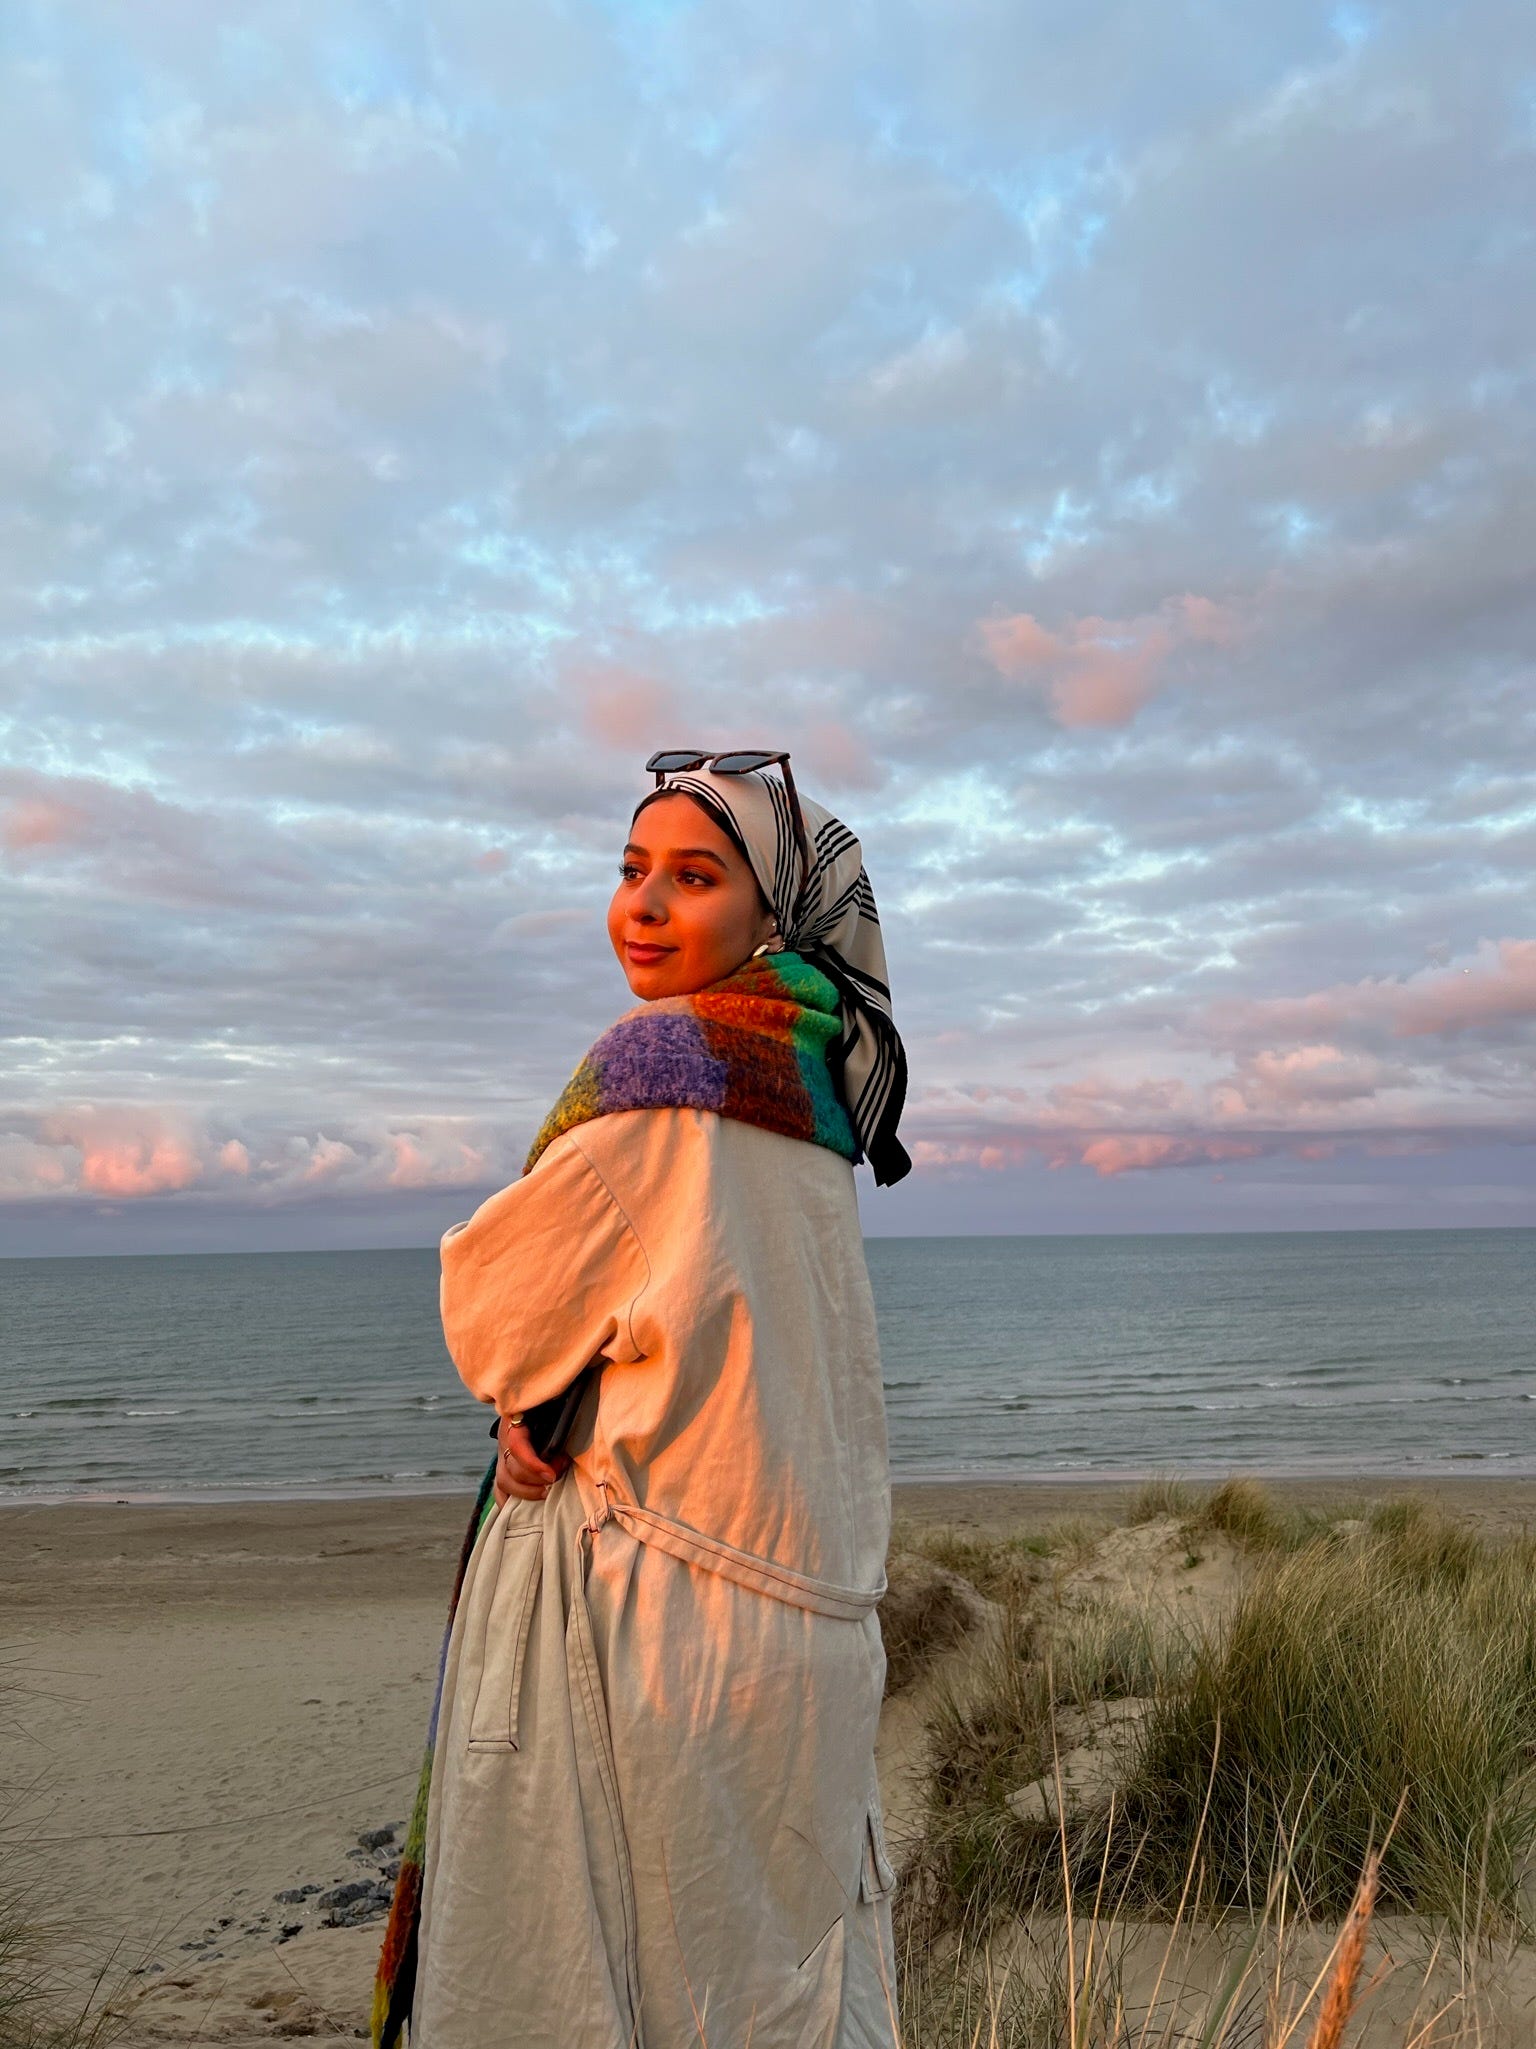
top-left (894, 1484), bottom-right (1536, 2042)
top-left (0, 1914), bottom-right (123, 2049)
top-left (0, 1861), bottom-right (129, 2049)
top-left (1124, 1475), bottom-right (1197, 1527)
top-left (1126, 1473), bottom-right (1363, 1555)
top-left (892, 1861), bottom-right (1400, 2048)
top-left (0, 1664), bottom-right (128, 2049)
top-left (1120, 1523), bottom-right (1536, 1925)
top-left (897, 1740), bottom-right (1408, 2047)
top-left (1048, 1598), bottom-right (1182, 1712)
top-left (879, 1549), bottom-right (996, 1694)
top-left (890, 1516), bottom-right (1094, 1607)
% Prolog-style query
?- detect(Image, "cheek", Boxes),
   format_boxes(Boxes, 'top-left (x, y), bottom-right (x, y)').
top-left (702, 887), bottom-right (759, 952)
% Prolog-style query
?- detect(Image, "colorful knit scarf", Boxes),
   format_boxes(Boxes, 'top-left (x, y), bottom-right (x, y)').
top-left (370, 950), bottom-right (856, 2046)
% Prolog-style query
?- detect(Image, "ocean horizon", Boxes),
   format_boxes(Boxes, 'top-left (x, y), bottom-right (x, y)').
top-left (4, 1225), bottom-right (1534, 1505)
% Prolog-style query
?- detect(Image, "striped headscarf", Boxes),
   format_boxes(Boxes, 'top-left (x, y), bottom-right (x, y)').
top-left (635, 764), bottom-right (912, 1186)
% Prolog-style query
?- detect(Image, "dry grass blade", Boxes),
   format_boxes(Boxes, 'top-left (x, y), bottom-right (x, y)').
top-left (1304, 1848), bottom-right (1381, 2049)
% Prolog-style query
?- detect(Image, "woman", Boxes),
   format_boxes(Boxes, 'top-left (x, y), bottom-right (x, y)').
top-left (381, 752), bottom-right (911, 2049)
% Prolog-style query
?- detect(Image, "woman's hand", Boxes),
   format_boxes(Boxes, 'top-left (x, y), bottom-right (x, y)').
top-left (493, 1413), bottom-right (569, 1508)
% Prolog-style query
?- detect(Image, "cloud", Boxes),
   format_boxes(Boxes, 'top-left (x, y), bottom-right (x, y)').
top-left (888, 928), bottom-right (1536, 1180)
top-left (1214, 1044), bottom-right (1392, 1113)
top-left (0, 768), bottom-right (310, 908)
top-left (0, 1108), bottom-right (516, 1205)
top-left (575, 666), bottom-right (681, 750)
top-left (2, 796), bottom-right (89, 852)
top-left (1, 0), bottom-right (1532, 1240)
top-left (910, 1129), bottom-right (1268, 1178)
top-left (798, 720), bottom-right (885, 791)
top-left (1076, 1135), bottom-right (1263, 1178)
top-left (388, 1131), bottom-right (490, 1189)
top-left (486, 907), bottom-right (593, 946)
top-left (976, 592), bottom-right (1246, 727)
top-left (1209, 940), bottom-right (1536, 1044)
top-left (32, 1108), bottom-right (207, 1197)
top-left (301, 1137), bottom-right (361, 1187)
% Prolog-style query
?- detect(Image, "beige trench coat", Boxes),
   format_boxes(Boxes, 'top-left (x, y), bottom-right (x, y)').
top-left (412, 1105), bottom-right (902, 2049)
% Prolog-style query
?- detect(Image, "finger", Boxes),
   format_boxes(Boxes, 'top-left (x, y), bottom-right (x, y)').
top-left (500, 1421), bottom-right (563, 1484)
top-left (498, 1454), bottom-right (550, 1493)
top-left (496, 1442), bottom-right (568, 1496)
top-left (498, 1444), bottom-right (553, 1489)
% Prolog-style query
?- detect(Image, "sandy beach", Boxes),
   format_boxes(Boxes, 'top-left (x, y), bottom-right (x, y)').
top-left (6, 1474), bottom-right (1536, 2043)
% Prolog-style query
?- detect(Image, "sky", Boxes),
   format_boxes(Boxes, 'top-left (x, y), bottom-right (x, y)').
top-left (2, 0), bottom-right (1534, 1255)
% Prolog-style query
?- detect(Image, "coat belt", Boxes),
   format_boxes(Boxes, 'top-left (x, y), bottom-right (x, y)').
top-left (581, 1475), bottom-right (886, 1620)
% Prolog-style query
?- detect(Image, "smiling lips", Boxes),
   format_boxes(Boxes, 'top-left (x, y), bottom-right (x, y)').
top-left (626, 942), bottom-right (674, 963)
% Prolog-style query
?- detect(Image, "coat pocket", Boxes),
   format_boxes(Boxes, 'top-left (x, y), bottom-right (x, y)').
top-left (858, 1799), bottom-right (899, 1903)
top-left (467, 1522), bottom-right (543, 1752)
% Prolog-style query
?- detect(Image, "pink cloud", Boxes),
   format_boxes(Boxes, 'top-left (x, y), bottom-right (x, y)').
top-left (1073, 1134), bottom-right (1262, 1178)
top-left (977, 592), bottom-right (1244, 727)
top-left (799, 720), bottom-right (884, 791)
top-left (2, 796), bottom-right (89, 852)
top-left (0, 768), bottom-right (279, 909)
top-left (1, 1108), bottom-right (514, 1206)
top-left (81, 1140), bottom-right (203, 1197)
top-left (1392, 939), bottom-right (1536, 1036)
top-left (302, 1136), bottom-right (360, 1184)
top-left (908, 1126), bottom-right (1265, 1177)
top-left (1045, 1072), bottom-right (1198, 1121)
top-left (388, 1136), bottom-right (431, 1188)
top-left (1210, 1044), bottom-right (1388, 1116)
top-left (1209, 939), bottom-right (1536, 1043)
top-left (897, 989), bottom-right (1534, 1175)
top-left (34, 1109), bottom-right (206, 1197)
top-left (574, 665), bottom-right (678, 750)
top-left (387, 1132), bottom-right (489, 1189)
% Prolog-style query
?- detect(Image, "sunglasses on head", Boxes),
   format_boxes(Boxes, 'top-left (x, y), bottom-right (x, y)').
top-left (644, 748), bottom-right (810, 885)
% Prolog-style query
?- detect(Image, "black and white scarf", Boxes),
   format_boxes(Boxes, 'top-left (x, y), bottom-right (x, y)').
top-left (637, 765), bottom-right (912, 1185)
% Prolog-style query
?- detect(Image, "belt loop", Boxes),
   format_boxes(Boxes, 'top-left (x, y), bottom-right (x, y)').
top-left (582, 1474), bottom-right (612, 1537)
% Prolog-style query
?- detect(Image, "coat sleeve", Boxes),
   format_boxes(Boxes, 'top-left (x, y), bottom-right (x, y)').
top-left (438, 1131), bottom-right (652, 1415)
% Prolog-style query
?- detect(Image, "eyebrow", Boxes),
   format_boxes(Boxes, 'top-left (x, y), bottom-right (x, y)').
top-left (623, 843), bottom-right (728, 867)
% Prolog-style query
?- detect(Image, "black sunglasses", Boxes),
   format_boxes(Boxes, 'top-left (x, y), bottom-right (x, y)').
top-left (644, 748), bottom-right (810, 886)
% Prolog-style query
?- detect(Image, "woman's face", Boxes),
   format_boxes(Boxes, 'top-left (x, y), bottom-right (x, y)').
top-left (607, 792), bottom-right (778, 999)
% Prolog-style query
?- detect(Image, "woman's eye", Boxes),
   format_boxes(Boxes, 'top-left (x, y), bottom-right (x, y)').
top-left (616, 861), bottom-right (712, 884)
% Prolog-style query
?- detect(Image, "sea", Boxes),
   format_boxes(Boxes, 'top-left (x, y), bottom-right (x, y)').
top-left (2, 1229), bottom-right (1534, 1504)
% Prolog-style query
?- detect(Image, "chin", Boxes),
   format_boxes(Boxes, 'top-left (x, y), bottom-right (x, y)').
top-left (620, 956), bottom-right (686, 998)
